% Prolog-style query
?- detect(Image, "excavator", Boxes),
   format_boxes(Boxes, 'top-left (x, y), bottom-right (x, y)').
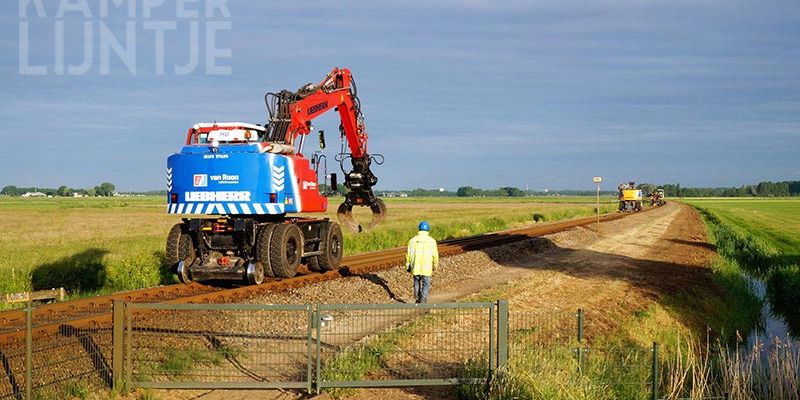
top-left (164, 68), bottom-right (386, 285)
top-left (617, 182), bottom-right (643, 212)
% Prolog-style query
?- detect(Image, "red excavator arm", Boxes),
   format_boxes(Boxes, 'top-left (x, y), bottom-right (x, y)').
top-left (263, 67), bottom-right (386, 232)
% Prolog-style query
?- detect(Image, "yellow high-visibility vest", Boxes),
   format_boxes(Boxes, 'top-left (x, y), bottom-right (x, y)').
top-left (406, 231), bottom-right (439, 276)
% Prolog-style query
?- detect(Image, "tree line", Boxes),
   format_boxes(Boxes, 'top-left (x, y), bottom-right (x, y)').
top-left (412, 180), bottom-right (800, 198)
top-left (1, 182), bottom-right (117, 197)
top-left (638, 180), bottom-right (800, 198)
top-left (3, 179), bottom-right (797, 199)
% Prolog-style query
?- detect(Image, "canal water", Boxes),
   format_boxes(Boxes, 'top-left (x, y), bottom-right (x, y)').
top-left (746, 278), bottom-right (798, 349)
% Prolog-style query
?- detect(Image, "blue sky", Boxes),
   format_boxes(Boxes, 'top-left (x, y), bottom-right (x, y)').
top-left (3, 0), bottom-right (799, 191)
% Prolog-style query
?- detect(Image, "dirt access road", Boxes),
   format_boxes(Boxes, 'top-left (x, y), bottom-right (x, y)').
top-left (159, 202), bottom-right (716, 400)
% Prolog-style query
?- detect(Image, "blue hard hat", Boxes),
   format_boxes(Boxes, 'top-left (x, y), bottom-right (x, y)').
top-left (418, 221), bottom-right (430, 231)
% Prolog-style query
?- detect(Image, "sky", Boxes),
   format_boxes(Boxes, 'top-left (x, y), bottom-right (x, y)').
top-left (3, 0), bottom-right (799, 191)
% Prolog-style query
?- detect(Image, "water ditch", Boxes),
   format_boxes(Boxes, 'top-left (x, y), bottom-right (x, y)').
top-left (746, 278), bottom-right (796, 348)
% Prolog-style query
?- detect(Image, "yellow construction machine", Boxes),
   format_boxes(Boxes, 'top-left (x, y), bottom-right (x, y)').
top-left (618, 182), bottom-right (643, 212)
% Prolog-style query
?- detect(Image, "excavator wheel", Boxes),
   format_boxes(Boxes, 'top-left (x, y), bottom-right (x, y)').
top-left (166, 223), bottom-right (195, 283)
top-left (269, 223), bottom-right (303, 278)
top-left (255, 224), bottom-right (279, 278)
top-left (308, 221), bottom-right (343, 272)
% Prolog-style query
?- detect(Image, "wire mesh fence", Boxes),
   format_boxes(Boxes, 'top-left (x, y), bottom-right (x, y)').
top-left (0, 307), bottom-right (112, 400)
top-left (509, 309), bottom-right (579, 356)
top-left (0, 300), bottom-right (685, 398)
top-left (0, 335), bottom-right (24, 400)
top-left (126, 303), bottom-right (312, 390)
top-left (315, 302), bottom-right (495, 388)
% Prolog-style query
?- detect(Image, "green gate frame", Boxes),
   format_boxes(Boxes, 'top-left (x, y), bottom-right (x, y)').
top-left (117, 302), bottom-right (313, 390)
top-left (112, 300), bottom-right (510, 393)
top-left (314, 301), bottom-right (499, 391)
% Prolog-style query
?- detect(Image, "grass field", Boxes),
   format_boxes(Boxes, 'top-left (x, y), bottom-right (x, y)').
top-left (0, 196), bottom-right (617, 304)
top-left (683, 198), bottom-right (800, 256)
top-left (683, 197), bottom-right (800, 337)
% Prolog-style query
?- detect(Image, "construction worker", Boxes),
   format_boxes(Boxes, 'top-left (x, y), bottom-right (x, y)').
top-left (406, 221), bottom-right (439, 304)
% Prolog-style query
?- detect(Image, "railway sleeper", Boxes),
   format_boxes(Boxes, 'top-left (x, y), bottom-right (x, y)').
top-left (165, 216), bottom-right (343, 286)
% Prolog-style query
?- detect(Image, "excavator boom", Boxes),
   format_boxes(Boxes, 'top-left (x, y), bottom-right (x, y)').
top-left (263, 67), bottom-right (385, 232)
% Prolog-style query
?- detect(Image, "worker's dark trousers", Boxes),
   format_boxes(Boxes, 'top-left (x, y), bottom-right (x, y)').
top-left (413, 275), bottom-right (431, 304)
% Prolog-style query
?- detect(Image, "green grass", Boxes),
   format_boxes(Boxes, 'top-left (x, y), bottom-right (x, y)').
top-left (133, 343), bottom-right (241, 383)
top-left (457, 344), bottom-right (653, 400)
top-left (0, 196), bottom-right (615, 307)
top-left (683, 198), bottom-right (800, 337)
top-left (157, 347), bottom-right (225, 376)
top-left (683, 198), bottom-right (800, 256)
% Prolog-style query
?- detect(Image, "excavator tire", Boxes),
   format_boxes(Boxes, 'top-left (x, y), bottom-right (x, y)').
top-left (307, 221), bottom-right (343, 272)
top-left (166, 223), bottom-right (195, 271)
top-left (256, 224), bottom-right (279, 278)
top-left (269, 223), bottom-right (303, 278)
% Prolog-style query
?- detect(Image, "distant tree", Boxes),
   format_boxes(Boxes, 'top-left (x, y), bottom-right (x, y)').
top-left (788, 181), bottom-right (800, 196)
top-left (499, 187), bottom-right (525, 197)
top-left (456, 186), bottom-right (478, 197)
top-left (637, 183), bottom-right (657, 196)
top-left (57, 185), bottom-right (72, 197)
top-left (1, 185), bottom-right (19, 196)
top-left (757, 181), bottom-right (773, 196)
top-left (411, 188), bottom-right (432, 197)
top-left (85, 187), bottom-right (97, 197)
top-left (94, 182), bottom-right (116, 197)
top-left (661, 184), bottom-right (679, 197)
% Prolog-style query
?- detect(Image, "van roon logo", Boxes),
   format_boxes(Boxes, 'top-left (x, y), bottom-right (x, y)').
top-left (193, 174), bottom-right (208, 187)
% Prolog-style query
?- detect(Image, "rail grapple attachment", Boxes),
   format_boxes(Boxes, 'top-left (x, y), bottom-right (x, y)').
top-left (335, 156), bottom-right (386, 233)
top-left (337, 197), bottom-right (387, 233)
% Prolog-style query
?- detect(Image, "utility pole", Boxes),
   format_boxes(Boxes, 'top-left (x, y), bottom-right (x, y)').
top-left (593, 176), bottom-right (602, 233)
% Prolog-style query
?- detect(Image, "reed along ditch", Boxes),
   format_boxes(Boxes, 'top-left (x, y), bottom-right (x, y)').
top-left (692, 205), bottom-right (800, 343)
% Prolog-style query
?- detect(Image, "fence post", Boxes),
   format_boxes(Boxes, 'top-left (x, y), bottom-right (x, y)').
top-left (306, 305), bottom-right (314, 395)
top-left (651, 342), bottom-right (659, 400)
top-left (576, 308), bottom-right (584, 374)
top-left (314, 306), bottom-right (321, 395)
top-left (25, 304), bottom-right (32, 400)
top-left (489, 303), bottom-right (495, 374)
top-left (112, 300), bottom-right (124, 391)
top-left (496, 300), bottom-right (508, 369)
top-left (124, 303), bottom-right (132, 388)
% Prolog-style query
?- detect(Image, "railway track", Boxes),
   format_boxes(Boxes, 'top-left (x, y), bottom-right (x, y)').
top-left (0, 207), bottom-right (658, 344)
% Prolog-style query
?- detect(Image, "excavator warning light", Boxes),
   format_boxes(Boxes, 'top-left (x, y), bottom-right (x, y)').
top-left (170, 193), bottom-right (178, 203)
top-left (269, 193), bottom-right (277, 203)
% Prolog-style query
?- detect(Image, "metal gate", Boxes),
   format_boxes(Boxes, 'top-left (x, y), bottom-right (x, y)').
top-left (118, 301), bottom-right (502, 393)
top-left (120, 302), bottom-right (313, 391)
